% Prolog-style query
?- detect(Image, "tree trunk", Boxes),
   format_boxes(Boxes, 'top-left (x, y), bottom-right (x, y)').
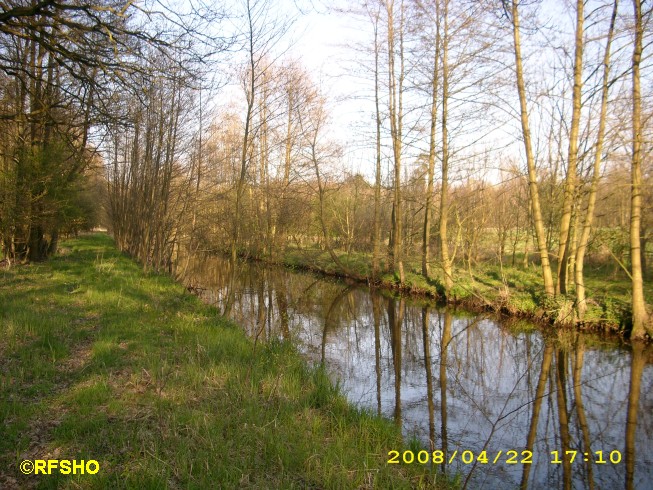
top-left (386, 0), bottom-right (405, 283)
top-left (422, 3), bottom-right (440, 280)
top-left (232, 0), bottom-right (257, 265)
top-left (372, 8), bottom-right (382, 278)
top-left (556, 0), bottom-right (584, 295)
top-left (439, 0), bottom-right (453, 295)
top-left (630, 0), bottom-right (651, 339)
top-left (575, 0), bottom-right (617, 319)
top-left (509, 0), bottom-right (555, 296)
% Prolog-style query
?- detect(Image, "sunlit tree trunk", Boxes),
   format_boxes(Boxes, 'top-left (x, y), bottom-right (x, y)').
top-left (575, 0), bottom-right (617, 319)
top-left (182, 87), bottom-right (204, 278)
top-left (439, 0), bottom-right (453, 294)
top-left (508, 0), bottom-right (555, 296)
top-left (422, 2), bottom-right (440, 280)
top-left (371, 7), bottom-right (383, 277)
top-left (629, 0), bottom-right (651, 340)
top-left (556, 0), bottom-right (584, 296)
top-left (233, 14), bottom-right (256, 264)
top-left (257, 74), bottom-right (271, 256)
top-left (386, 0), bottom-right (405, 283)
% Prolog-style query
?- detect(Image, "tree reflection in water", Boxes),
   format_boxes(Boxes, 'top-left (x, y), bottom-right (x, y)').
top-left (520, 343), bottom-right (552, 489)
top-left (440, 309), bottom-right (452, 475)
top-left (626, 342), bottom-right (645, 490)
top-left (421, 307), bottom-right (436, 452)
top-left (572, 336), bottom-right (594, 490)
top-left (388, 297), bottom-right (405, 427)
top-left (183, 256), bottom-right (653, 489)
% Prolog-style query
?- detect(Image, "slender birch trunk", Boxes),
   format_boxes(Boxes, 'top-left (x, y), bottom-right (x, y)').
top-left (371, 8), bottom-right (383, 277)
top-left (439, 0), bottom-right (454, 294)
top-left (629, 0), bottom-right (651, 339)
top-left (508, 0), bottom-right (555, 296)
top-left (233, 0), bottom-right (259, 264)
top-left (386, 0), bottom-right (405, 283)
top-left (422, 2), bottom-right (440, 280)
top-left (575, 0), bottom-right (617, 319)
top-left (556, 0), bottom-right (584, 295)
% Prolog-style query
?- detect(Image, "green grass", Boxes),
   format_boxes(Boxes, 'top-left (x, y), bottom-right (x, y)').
top-left (0, 233), bottom-right (450, 489)
top-left (271, 245), bottom-right (651, 333)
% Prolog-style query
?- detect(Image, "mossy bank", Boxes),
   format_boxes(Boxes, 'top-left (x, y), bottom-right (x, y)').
top-left (0, 233), bottom-right (448, 489)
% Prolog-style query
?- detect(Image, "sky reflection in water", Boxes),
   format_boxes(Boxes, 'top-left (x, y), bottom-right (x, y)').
top-left (184, 256), bottom-right (653, 489)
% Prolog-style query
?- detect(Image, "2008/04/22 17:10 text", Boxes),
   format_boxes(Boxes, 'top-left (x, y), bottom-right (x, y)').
top-left (387, 450), bottom-right (623, 465)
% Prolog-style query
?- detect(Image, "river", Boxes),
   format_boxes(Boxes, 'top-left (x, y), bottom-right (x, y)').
top-left (182, 255), bottom-right (653, 489)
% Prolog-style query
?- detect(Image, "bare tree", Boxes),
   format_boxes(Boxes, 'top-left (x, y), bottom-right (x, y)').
top-left (417, 0), bottom-right (441, 281)
top-left (504, 0), bottom-right (555, 296)
top-left (556, 0), bottom-right (585, 295)
top-left (385, 0), bottom-right (406, 283)
top-left (297, 86), bottom-right (353, 276)
top-left (366, 3), bottom-right (384, 278)
top-left (629, 0), bottom-right (651, 339)
top-left (574, 0), bottom-right (618, 319)
top-left (439, 0), bottom-right (453, 293)
top-left (231, 0), bottom-right (292, 263)
top-left (105, 56), bottom-right (195, 272)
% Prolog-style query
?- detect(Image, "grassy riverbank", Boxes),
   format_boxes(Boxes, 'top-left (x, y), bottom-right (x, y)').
top-left (277, 247), bottom-right (651, 335)
top-left (0, 233), bottom-right (446, 489)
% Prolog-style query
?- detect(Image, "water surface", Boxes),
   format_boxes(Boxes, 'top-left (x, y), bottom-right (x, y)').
top-left (183, 256), bottom-right (653, 489)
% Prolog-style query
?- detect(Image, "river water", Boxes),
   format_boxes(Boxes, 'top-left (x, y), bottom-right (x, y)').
top-left (182, 255), bottom-right (653, 489)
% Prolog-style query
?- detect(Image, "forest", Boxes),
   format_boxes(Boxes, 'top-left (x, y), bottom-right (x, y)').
top-left (0, 0), bottom-right (651, 339)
